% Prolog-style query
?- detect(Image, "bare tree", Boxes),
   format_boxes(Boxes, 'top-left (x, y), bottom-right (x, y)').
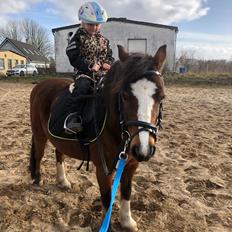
top-left (0, 18), bottom-right (53, 58)
top-left (176, 49), bottom-right (197, 72)
top-left (0, 20), bottom-right (23, 41)
top-left (21, 18), bottom-right (53, 57)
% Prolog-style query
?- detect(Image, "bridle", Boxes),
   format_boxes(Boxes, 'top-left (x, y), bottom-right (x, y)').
top-left (118, 70), bottom-right (164, 149)
top-left (93, 70), bottom-right (164, 176)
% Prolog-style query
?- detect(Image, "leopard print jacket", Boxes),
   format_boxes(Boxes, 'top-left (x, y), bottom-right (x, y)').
top-left (66, 27), bottom-right (114, 76)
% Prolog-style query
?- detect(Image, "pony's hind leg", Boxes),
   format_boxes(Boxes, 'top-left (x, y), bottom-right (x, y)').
top-left (29, 135), bottom-right (47, 184)
top-left (55, 149), bottom-right (71, 188)
top-left (119, 162), bottom-right (138, 231)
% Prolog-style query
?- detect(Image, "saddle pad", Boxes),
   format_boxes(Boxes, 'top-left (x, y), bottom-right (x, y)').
top-left (48, 88), bottom-right (106, 142)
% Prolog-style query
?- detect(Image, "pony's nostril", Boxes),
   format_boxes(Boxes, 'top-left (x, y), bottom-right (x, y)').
top-left (149, 145), bottom-right (156, 156)
top-left (132, 145), bottom-right (142, 161)
top-left (132, 145), bottom-right (155, 161)
top-left (132, 145), bottom-right (140, 157)
top-left (135, 145), bottom-right (140, 155)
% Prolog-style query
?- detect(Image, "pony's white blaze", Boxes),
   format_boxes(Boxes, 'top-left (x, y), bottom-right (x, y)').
top-left (131, 79), bottom-right (157, 155)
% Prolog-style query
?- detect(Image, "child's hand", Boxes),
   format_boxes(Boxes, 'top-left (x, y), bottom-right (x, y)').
top-left (91, 64), bottom-right (101, 72)
top-left (102, 63), bottom-right (111, 70)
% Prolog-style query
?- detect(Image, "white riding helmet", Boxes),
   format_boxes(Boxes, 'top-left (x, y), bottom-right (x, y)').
top-left (78, 2), bottom-right (108, 24)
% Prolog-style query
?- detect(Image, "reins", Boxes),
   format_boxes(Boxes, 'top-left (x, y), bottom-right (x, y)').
top-left (92, 74), bottom-right (112, 176)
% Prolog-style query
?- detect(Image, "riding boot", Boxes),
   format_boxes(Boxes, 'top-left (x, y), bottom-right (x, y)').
top-left (64, 75), bottom-right (92, 134)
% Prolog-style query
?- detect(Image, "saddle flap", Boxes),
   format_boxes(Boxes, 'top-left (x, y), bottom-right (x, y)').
top-left (48, 88), bottom-right (106, 142)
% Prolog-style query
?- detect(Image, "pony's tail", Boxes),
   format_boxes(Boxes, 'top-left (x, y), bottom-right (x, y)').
top-left (29, 135), bottom-right (36, 180)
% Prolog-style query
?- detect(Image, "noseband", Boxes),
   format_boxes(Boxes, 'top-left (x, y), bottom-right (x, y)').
top-left (118, 70), bottom-right (163, 146)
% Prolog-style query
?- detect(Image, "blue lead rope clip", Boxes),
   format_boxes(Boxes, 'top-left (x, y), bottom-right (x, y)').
top-left (99, 152), bottom-right (128, 232)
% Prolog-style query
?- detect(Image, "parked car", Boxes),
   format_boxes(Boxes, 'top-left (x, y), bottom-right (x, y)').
top-left (6, 64), bottom-right (38, 76)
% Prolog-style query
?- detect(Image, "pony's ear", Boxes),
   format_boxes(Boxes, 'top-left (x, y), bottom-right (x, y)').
top-left (117, 45), bottom-right (129, 62)
top-left (153, 45), bottom-right (167, 72)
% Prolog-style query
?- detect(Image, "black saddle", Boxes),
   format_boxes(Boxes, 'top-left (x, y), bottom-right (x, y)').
top-left (48, 87), bottom-right (106, 143)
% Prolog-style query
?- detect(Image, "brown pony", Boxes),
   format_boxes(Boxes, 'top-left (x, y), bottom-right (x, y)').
top-left (29, 45), bottom-right (166, 231)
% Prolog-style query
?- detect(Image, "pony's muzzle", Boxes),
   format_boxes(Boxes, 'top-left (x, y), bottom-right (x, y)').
top-left (131, 144), bottom-right (156, 162)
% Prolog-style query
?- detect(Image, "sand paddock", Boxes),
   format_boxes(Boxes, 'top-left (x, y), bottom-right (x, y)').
top-left (0, 82), bottom-right (231, 232)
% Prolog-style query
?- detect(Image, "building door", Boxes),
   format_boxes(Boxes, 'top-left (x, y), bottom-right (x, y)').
top-left (128, 39), bottom-right (147, 53)
top-left (0, 58), bottom-right (4, 70)
top-left (8, 59), bottom-right (12, 69)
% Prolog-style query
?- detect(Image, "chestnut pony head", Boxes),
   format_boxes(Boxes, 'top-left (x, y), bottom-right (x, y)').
top-left (105, 45), bottom-right (166, 162)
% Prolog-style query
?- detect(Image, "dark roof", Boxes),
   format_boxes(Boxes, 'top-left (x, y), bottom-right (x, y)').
top-left (52, 17), bottom-right (178, 33)
top-left (0, 38), bottom-right (49, 63)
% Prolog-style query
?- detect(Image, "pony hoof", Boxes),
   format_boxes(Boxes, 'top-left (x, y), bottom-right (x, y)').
top-left (32, 178), bottom-right (41, 185)
top-left (57, 179), bottom-right (72, 189)
top-left (120, 218), bottom-right (138, 231)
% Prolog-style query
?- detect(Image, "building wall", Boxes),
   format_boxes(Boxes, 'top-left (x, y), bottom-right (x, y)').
top-left (0, 41), bottom-right (49, 68)
top-left (0, 50), bottom-right (26, 75)
top-left (54, 29), bottom-right (72, 73)
top-left (102, 21), bottom-right (177, 70)
top-left (53, 21), bottom-right (177, 73)
top-left (0, 43), bottom-right (24, 57)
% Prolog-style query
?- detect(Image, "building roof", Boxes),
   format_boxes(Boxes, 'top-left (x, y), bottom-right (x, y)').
top-left (52, 17), bottom-right (178, 33)
top-left (0, 38), bottom-right (49, 63)
top-left (0, 49), bottom-right (26, 58)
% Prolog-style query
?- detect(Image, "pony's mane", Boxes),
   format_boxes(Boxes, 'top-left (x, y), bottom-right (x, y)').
top-left (103, 53), bottom-right (155, 117)
top-left (104, 52), bottom-right (154, 94)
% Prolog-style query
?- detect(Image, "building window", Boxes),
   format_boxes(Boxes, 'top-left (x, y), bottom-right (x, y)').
top-left (0, 58), bottom-right (4, 70)
top-left (15, 60), bottom-right (18, 65)
top-left (8, 59), bottom-right (12, 69)
top-left (21, 60), bottom-right (24, 64)
top-left (128, 39), bottom-right (147, 54)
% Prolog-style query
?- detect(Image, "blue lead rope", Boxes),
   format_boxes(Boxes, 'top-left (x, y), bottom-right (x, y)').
top-left (99, 157), bottom-right (126, 232)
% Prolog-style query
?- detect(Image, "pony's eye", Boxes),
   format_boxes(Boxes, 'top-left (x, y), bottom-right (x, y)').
top-left (153, 91), bottom-right (164, 101)
top-left (160, 95), bottom-right (165, 100)
top-left (122, 92), bottom-right (130, 101)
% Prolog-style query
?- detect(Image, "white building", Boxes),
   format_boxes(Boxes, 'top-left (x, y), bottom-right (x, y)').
top-left (52, 18), bottom-right (178, 73)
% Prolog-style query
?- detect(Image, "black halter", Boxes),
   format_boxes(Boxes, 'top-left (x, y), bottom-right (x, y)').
top-left (118, 70), bottom-right (163, 145)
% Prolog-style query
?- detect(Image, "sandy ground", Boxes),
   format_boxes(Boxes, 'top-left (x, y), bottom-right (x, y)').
top-left (0, 82), bottom-right (231, 232)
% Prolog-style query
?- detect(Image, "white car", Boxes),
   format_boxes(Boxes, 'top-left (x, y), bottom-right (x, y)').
top-left (6, 64), bottom-right (38, 76)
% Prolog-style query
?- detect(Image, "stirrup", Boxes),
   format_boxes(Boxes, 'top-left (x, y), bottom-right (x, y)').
top-left (64, 112), bottom-right (83, 134)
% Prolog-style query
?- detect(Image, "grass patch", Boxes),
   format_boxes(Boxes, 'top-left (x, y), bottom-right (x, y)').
top-left (164, 72), bottom-right (232, 86)
top-left (0, 74), bottom-right (72, 84)
top-left (1, 72), bottom-right (232, 87)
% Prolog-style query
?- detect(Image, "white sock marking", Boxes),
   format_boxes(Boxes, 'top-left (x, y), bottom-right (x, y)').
top-left (56, 162), bottom-right (71, 188)
top-left (119, 199), bottom-right (138, 230)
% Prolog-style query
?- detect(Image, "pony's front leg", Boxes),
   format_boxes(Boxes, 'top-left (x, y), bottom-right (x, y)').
top-left (119, 162), bottom-right (138, 231)
top-left (96, 167), bottom-right (113, 231)
top-left (55, 149), bottom-right (71, 188)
